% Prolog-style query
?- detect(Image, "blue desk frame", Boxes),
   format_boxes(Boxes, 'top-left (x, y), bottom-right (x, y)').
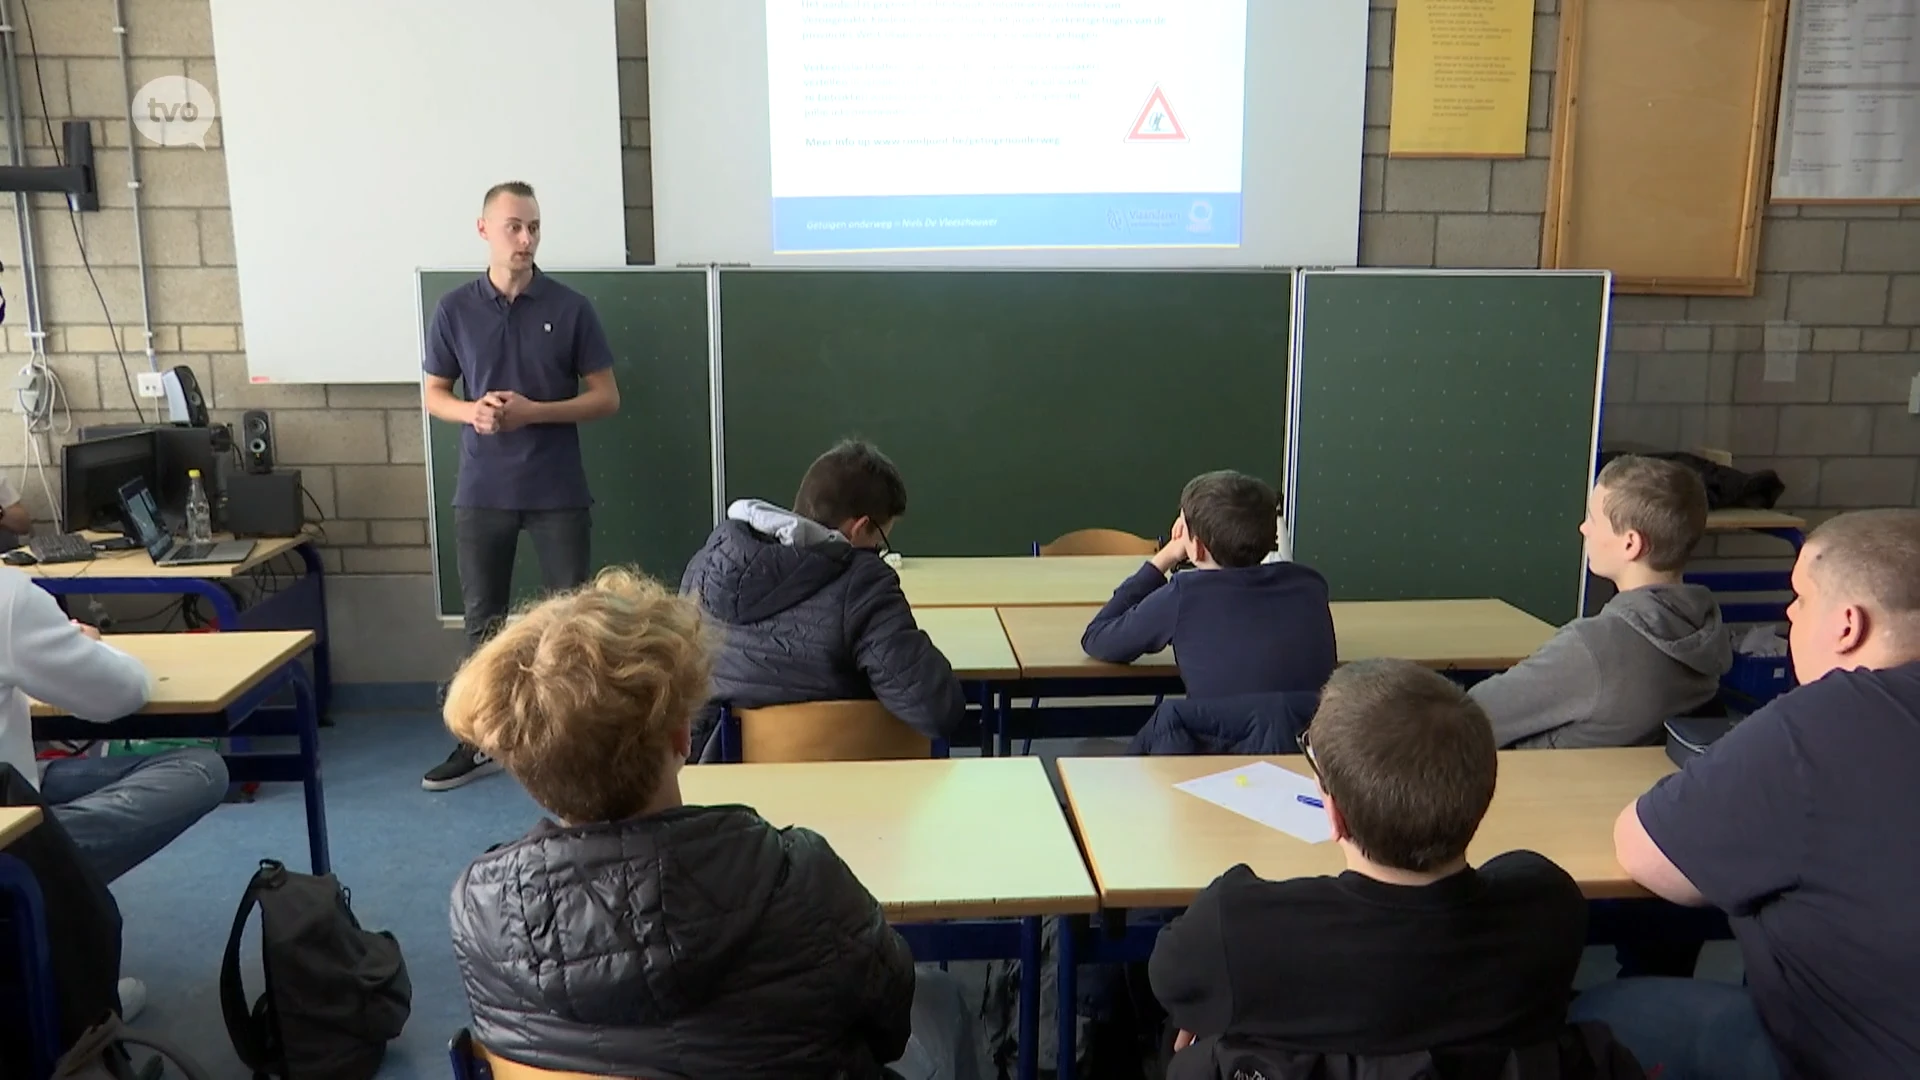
top-left (1687, 524), bottom-right (1807, 625)
top-left (32, 541), bottom-right (332, 718)
top-left (31, 654), bottom-right (329, 876)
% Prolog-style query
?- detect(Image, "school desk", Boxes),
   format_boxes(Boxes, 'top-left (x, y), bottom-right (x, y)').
top-left (29, 629), bottom-right (329, 875)
top-left (0, 806), bottom-right (57, 1078)
top-left (1047, 748), bottom-right (1683, 1009)
top-left (679, 757), bottom-right (1098, 1080)
top-left (1059, 747), bottom-right (1675, 909)
top-left (984, 599), bottom-right (1557, 748)
top-left (25, 532), bottom-right (333, 716)
top-left (896, 554), bottom-right (1144, 607)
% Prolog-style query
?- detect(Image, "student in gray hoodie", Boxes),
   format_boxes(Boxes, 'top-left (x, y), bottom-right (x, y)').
top-left (1471, 455), bottom-right (1732, 749)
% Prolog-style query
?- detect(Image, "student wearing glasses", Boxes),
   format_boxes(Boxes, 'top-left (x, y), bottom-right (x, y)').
top-left (679, 439), bottom-right (964, 761)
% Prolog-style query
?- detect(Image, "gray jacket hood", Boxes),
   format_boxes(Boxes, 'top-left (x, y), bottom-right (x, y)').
top-left (1599, 582), bottom-right (1731, 676)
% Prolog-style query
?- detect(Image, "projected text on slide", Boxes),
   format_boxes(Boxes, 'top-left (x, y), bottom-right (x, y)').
top-left (766, 0), bottom-right (1249, 253)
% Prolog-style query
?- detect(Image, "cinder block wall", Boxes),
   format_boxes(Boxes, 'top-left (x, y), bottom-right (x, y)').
top-left (2, 0), bottom-right (1910, 679)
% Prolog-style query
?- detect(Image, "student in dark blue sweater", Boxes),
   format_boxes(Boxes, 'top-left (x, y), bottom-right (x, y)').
top-left (1081, 471), bottom-right (1336, 696)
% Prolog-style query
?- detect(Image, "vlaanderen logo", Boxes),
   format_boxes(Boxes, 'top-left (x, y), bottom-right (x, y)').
top-left (132, 75), bottom-right (217, 149)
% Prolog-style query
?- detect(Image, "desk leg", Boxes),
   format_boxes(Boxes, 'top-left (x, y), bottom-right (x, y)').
top-left (294, 542), bottom-right (334, 719)
top-left (291, 663), bottom-right (331, 876)
top-left (1018, 915), bottom-right (1040, 1080)
top-left (0, 853), bottom-right (61, 1079)
top-left (1057, 916), bottom-right (1078, 1080)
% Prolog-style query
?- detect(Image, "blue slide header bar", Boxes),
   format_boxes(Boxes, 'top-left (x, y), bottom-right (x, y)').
top-left (773, 192), bottom-right (1244, 253)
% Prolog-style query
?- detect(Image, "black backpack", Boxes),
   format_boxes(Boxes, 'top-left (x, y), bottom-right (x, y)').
top-left (219, 860), bottom-right (412, 1080)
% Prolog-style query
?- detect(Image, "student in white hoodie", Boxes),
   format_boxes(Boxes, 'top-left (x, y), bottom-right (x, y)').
top-left (0, 568), bottom-right (228, 884)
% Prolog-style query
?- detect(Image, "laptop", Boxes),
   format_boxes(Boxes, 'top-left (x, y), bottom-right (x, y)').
top-left (117, 477), bottom-right (256, 567)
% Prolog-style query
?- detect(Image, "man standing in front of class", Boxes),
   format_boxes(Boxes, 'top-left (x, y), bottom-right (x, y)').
top-left (419, 180), bottom-right (621, 790)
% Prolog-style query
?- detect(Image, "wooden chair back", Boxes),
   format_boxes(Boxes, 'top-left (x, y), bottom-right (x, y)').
top-left (453, 1029), bottom-right (634, 1080)
top-left (737, 699), bottom-right (932, 762)
top-left (1036, 528), bottom-right (1159, 557)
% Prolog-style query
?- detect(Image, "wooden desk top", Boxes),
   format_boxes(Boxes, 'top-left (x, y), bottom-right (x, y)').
top-left (679, 757), bottom-right (1097, 922)
top-left (1705, 509), bottom-right (1806, 532)
top-left (30, 630), bottom-right (316, 716)
top-left (914, 607), bottom-right (1021, 680)
top-left (0, 806), bottom-right (41, 850)
top-left (1060, 748), bottom-right (1675, 908)
top-left (994, 598), bottom-right (1557, 678)
top-left (24, 532), bottom-right (310, 581)
top-left (896, 555), bottom-right (1141, 607)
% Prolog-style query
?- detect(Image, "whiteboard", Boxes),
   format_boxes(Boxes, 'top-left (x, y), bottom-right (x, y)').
top-left (211, 0), bottom-right (629, 383)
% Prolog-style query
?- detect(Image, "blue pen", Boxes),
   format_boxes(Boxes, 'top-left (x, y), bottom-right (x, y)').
top-left (1297, 794), bottom-right (1323, 809)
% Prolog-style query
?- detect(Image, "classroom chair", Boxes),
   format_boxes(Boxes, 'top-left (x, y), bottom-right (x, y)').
top-left (736, 700), bottom-right (939, 763)
top-left (1031, 528), bottom-right (1159, 557)
top-left (449, 1028), bottom-right (628, 1080)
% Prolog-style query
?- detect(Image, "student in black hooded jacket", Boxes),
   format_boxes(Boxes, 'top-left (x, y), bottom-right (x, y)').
top-left (444, 567), bottom-right (979, 1079)
top-left (680, 439), bottom-right (965, 760)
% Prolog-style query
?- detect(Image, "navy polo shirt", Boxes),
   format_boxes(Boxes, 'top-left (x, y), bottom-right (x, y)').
top-left (423, 269), bottom-right (615, 510)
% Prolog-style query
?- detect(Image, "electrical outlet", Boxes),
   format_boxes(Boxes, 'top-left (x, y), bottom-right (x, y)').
top-left (136, 371), bottom-right (166, 398)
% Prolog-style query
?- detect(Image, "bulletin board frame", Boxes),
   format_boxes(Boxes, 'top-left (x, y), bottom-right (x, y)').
top-left (1541, 0), bottom-right (1790, 296)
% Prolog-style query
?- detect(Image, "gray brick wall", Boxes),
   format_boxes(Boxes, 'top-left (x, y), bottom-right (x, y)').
top-left (3, 0), bottom-right (1906, 677)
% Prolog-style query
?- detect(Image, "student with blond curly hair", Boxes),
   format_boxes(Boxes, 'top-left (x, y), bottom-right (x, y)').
top-left (444, 567), bottom-right (980, 1080)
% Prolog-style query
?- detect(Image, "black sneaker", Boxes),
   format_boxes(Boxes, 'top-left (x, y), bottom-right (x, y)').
top-left (421, 743), bottom-right (502, 791)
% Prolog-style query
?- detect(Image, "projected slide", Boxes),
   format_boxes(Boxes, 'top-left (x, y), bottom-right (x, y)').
top-left (766, 0), bottom-right (1249, 254)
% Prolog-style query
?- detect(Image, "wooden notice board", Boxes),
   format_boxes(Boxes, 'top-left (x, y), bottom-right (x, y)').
top-left (1542, 0), bottom-right (1790, 295)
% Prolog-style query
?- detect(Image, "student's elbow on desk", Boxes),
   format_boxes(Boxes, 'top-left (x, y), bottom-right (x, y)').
top-left (1614, 801), bottom-right (1709, 908)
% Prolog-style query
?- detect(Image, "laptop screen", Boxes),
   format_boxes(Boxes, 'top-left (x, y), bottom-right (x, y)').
top-left (117, 478), bottom-right (172, 561)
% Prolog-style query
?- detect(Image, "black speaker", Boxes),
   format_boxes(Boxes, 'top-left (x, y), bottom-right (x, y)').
top-left (241, 410), bottom-right (275, 474)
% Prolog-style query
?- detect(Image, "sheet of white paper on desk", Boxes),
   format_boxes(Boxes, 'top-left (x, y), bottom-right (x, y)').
top-left (1174, 762), bottom-right (1334, 844)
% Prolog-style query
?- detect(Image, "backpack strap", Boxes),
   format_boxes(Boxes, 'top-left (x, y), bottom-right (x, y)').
top-left (219, 861), bottom-right (285, 1077)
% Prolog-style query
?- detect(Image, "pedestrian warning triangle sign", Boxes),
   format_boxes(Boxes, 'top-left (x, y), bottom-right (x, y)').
top-left (1127, 85), bottom-right (1186, 142)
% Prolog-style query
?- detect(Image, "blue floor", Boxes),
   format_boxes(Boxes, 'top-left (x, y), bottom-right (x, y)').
top-left (112, 708), bottom-right (542, 1079)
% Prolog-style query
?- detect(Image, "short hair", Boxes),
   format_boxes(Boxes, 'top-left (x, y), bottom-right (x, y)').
top-left (1180, 470), bottom-right (1279, 568)
top-left (793, 439), bottom-right (908, 530)
top-left (1594, 455), bottom-right (1709, 572)
top-left (442, 566), bottom-right (714, 824)
top-left (482, 181), bottom-right (536, 212)
top-left (1308, 659), bottom-right (1497, 873)
top-left (1805, 509), bottom-right (1920, 623)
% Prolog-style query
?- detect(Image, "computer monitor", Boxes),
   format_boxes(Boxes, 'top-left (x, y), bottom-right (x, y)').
top-left (60, 431), bottom-right (158, 533)
top-left (75, 423), bottom-right (222, 522)
top-left (116, 478), bottom-right (172, 561)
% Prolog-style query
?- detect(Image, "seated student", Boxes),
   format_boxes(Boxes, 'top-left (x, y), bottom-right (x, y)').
top-left (1587, 508), bottom-right (1920, 1080)
top-left (0, 566), bottom-right (229, 1018)
top-left (1081, 470), bottom-right (1336, 696)
top-left (1470, 454), bottom-right (1731, 748)
top-left (680, 439), bottom-right (964, 760)
top-left (1149, 659), bottom-right (1612, 1076)
top-left (445, 568), bottom-right (979, 1079)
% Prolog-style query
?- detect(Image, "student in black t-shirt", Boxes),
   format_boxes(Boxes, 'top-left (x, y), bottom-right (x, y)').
top-left (1588, 508), bottom-right (1920, 1080)
top-left (1149, 659), bottom-right (1590, 1073)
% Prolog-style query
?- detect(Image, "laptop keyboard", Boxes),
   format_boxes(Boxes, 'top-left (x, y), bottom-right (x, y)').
top-left (171, 542), bottom-right (218, 561)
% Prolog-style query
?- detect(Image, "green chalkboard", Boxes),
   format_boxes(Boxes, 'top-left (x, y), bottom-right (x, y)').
top-left (717, 269), bottom-right (1293, 556)
top-left (422, 268), bottom-right (713, 620)
top-left (1289, 271), bottom-right (1608, 625)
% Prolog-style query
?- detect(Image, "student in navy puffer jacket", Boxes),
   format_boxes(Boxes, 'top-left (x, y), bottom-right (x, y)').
top-left (681, 439), bottom-right (966, 761)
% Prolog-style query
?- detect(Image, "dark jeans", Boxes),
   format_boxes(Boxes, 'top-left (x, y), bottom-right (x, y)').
top-left (453, 506), bottom-right (593, 650)
top-left (43, 747), bottom-right (230, 884)
top-left (1570, 977), bottom-right (1781, 1080)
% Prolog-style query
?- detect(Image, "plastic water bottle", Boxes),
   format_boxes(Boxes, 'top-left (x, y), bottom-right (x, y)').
top-left (185, 468), bottom-right (214, 544)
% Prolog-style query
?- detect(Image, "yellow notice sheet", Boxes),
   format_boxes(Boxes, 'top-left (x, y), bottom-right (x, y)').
top-left (1389, 0), bottom-right (1536, 157)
